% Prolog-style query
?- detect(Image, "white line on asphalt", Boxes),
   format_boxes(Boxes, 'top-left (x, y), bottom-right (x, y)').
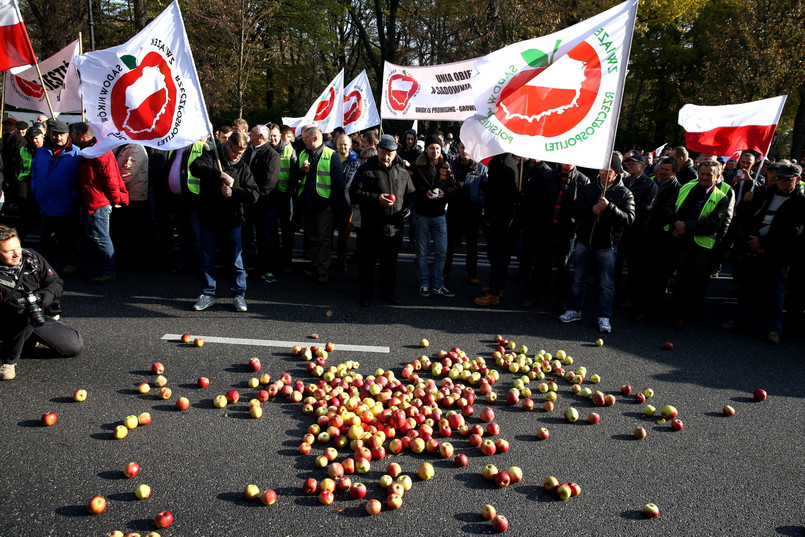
top-left (162, 334), bottom-right (390, 353)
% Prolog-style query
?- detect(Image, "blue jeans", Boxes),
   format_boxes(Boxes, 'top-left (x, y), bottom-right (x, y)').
top-left (568, 241), bottom-right (616, 318)
top-left (198, 223), bottom-right (246, 297)
top-left (415, 214), bottom-right (447, 288)
top-left (85, 204), bottom-right (115, 275)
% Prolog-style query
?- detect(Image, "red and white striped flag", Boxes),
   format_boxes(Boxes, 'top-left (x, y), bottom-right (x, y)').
top-left (678, 96), bottom-right (786, 156)
top-left (0, 0), bottom-right (37, 71)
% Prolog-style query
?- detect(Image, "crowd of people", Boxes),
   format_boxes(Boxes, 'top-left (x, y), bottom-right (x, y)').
top-left (2, 113), bottom-right (805, 382)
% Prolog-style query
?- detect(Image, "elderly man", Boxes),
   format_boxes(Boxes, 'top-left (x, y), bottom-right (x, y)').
top-left (0, 225), bottom-right (84, 381)
top-left (411, 134), bottom-right (457, 297)
top-left (559, 154), bottom-right (635, 333)
top-left (246, 124), bottom-right (281, 283)
top-left (350, 135), bottom-right (415, 306)
top-left (292, 127), bottom-right (344, 283)
top-left (336, 133), bottom-right (361, 271)
top-left (70, 122), bottom-right (129, 284)
top-left (30, 120), bottom-right (83, 274)
top-left (189, 131), bottom-right (259, 311)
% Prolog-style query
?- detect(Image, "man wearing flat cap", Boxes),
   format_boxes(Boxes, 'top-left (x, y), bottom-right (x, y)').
top-left (559, 153), bottom-right (635, 333)
top-left (30, 119), bottom-right (83, 274)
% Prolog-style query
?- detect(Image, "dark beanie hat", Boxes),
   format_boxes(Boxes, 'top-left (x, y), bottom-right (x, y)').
top-left (610, 153), bottom-right (624, 174)
top-left (424, 134), bottom-right (442, 148)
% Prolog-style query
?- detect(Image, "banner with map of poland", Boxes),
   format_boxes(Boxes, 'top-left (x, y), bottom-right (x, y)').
top-left (678, 96), bottom-right (787, 156)
top-left (72, 0), bottom-right (212, 158)
top-left (294, 69), bottom-right (344, 136)
top-left (4, 40), bottom-right (82, 116)
top-left (343, 70), bottom-right (380, 135)
top-left (381, 59), bottom-right (478, 121)
top-left (460, 0), bottom-right (638, 170)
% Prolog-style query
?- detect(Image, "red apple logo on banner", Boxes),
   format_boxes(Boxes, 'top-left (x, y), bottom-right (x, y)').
top-left (111, 51), bottom-right (177, 140)
top-left (15, 76), bottom-right (45, 99)
top-left (343, 90), bottom-right (363, 126)
top-left (387, 72), bottom-right (420, 112)
top-left (314, 87), bottom-right (336, 121)
top-left (495, 41), bottom-right (602, 137)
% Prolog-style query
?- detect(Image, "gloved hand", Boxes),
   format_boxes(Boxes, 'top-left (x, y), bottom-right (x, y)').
top-left (2, 296), bottom-right (26, 314)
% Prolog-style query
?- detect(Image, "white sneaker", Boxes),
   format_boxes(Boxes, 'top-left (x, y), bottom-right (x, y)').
top-left (1, 363), bottom-right (16, 381)
top-left (598, 317), bottom-right (612, 333)
top-left (559, 310), bottom-right (582, 323)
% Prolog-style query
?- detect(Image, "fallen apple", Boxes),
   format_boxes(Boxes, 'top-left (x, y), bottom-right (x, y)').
top-left (543, 476), bottom-right (559, 492)
top-left (73, 389), bottom-right (87, 402)
top-left (41, 412), bottom-right (58, 426)
top-left (193, 338), bottom-right (204, 347)
top-left (259, 489), bottom-right (277, 505)
top-left (595, 338), bottom-right (604, 347)
top-left (722, 405), bottom-right (736, 416)
top-left (134, 483), bottom-right (151, 500)
top-left (181, 333), bottom-right (192, 343)
top-left (417, 461), bottom-right (435, 480)
top-left (454, 453), bottom-right (469, 467)
top-left (587, 412), bottom-right (601, 424)
top-left (556, 483), bottom-right (572, 500)
top-left (124, 462), bottom-right (140, 478)
top-left (197, 377), bottom-right (210, 388)
top-left (154, 511), bottom-right (173, 529)
top-left (634, 426), bottom-right (647, 439)
top-left (176, 397), bottom-right (190, 411)
top-left (138, 381), bottom-right (151, 394)
top-left (87, 495), bottom-right (107, 515)
top-left (349, 482), bottom-right (367, 499)
top-left (642, 502), bottom-right (660, 518)
top-left (482, 504), bottom-right (497, 520)
top-left (491, 514), bottom-right (509, 532)
top-left (536, 427), bottom-right (550, 440)
top-left (660, 405), bottom-right (678, 420)
top-left (138, 412), bottom-right (152, 425)
top-left (113, 425), bottom-right (129, 439)
top-left (365, 498), bottom-right (382, 515)
top-left (420, 338), bottom-right (429, 348)
top-left (151, 362), bottom-right (164, 375)
top-left (670, 418), bottom-right (684, 431)
top-left (753, 388), bottom-right (767, 401)
top-left (663, 341), bottom-right (674, 350)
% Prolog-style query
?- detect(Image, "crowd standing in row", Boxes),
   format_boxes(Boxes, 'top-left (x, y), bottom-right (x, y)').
top-left (2, 113), bottom-right (805, 381)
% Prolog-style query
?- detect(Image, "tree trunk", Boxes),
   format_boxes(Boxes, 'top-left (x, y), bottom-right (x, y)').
top-left (133, 0), bottom-right (147, 31)
top-left (479, 0), bottom-right (502, 55)
top-left (791, 82), bottom-right (805, 160)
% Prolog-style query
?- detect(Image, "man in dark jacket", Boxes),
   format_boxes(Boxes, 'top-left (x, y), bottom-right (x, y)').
top-left (246, 125), bottom-right (281, 283)
top-left (0, 225), bottom-right (84, 381)
top-left (520, 162), bottom-right (589, 309)
top-left (722, 164), bottom-right (804, 343)
top-left (189, 131), bottom-right (259, 312)
top-left (350, 135), bottom-right (415, 306)
top-left (616, 154), bottom-right (657, 304)
top-left (559, 154), bottom-right (635, 333)
top-left (445, 141), bottom-right (487, 285)
top-left (474, 153), bottom-right (519, 306)
top-left (411, 134), bottom-right (458, 297)
top-left (291, 127), bottom-right (344, 284)
top-left (268, 123), bottom-right (299, 274)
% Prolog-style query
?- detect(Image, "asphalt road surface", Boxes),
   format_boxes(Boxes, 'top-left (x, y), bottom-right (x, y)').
top-left (1, 251), bottom-right (803, 537)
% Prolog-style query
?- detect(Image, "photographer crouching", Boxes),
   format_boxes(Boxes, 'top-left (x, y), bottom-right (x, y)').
top-left (0, 225), bottom-right (84, 380)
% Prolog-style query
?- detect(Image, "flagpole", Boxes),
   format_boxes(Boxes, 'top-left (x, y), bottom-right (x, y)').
top-left (78, 32), bottom-right (85, 122)
top-left (32, 62), bottom-right (56, 118)
top-left (1, 71), bottom-right (5, 138)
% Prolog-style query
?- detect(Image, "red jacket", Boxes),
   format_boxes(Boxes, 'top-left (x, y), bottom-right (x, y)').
top-left (77, 143), bottom-right (129, 214)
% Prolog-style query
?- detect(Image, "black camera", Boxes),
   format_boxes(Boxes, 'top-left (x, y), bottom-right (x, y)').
top-left (14, 293), bottom-right (46, 327)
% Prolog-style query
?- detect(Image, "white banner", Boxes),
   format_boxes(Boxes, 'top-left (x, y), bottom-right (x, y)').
top-left (294, 69), bottom-right (344, 136)
top-left (72, 0), bottom-right (212, 158)
top-left (380, 59), bottom-right (478, 121)
top-left (343, 70), bottom-right (380, 135)
top-left (460, 0), bottom-right (638, 170)
top-left (4, 39), bottom-right (82, 116)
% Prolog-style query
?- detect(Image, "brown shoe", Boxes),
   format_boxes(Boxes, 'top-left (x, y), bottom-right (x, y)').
top-left (474, 294), bottom-right (500, 306)
top-left (468, 277), bottom-right (480, 285)
top-left (766, 331), bottom-right (780, 344)
top-left (89, 273), bottom-right (117, 284)
top-left (482, 287), bottom-right (504, 298)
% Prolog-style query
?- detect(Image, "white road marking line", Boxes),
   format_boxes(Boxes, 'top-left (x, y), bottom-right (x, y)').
top-left (162, 334), bottom-right (389, 354)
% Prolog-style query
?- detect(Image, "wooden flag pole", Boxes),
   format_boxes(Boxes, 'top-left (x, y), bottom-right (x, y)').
top-left (79, 32), bottom-right (85, 122)
top-left (1, 71), bottom-right (5, 138)
top-left (32, 62), bottom-right (56, 119)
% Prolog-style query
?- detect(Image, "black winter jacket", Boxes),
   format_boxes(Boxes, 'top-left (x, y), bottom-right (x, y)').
top-left (190, 145), bottom-right (259, 228)
top-left (350, 155), bottom-right (416, 237)
top-left (574, 177), bottom-right (635, 249)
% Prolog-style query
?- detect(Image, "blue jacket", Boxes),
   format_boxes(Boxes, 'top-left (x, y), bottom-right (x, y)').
top-left (31, 141), bottom-right (82, 217)
top-left (451, 157), bottom-right (487, 209)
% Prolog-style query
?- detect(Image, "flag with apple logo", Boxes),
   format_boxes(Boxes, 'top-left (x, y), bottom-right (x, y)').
top-left (71, 0), bottom-right (212, 158)
top-left (343, 70), bottom-right (380, 135)
top-left (294, 69), bottom-right (345, 136)
top-left (4, 39), bottom-right (82, 116)
top-left (381, 58), bottom-right (478, 121)
top-left (460, 0), bottom-right (638, 170)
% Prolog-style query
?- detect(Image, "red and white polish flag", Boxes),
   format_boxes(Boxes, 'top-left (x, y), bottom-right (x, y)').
top-left (678, 96), bottom-right (787, 156)
top-left (0, 0), bottom-right (37, 71)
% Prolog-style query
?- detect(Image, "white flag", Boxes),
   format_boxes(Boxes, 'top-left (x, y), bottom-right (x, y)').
top-left (71, 0), bottom-right (212, 158)
top-left (460, 0), bottom-right (638, 170)
top-left (295, 69), bottom-right (344, 136)
top-left (342, 70), bottom-right (380, 135)
top-left (4, 39), bottom-right (81, 116)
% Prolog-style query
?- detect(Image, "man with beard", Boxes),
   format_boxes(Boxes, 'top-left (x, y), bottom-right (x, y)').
top-left (30, 120), bottom-right (83, 274)
top-left (350, 135), bottom-right (415, 306)
top-left (189, 132), bottom-right (259, 312)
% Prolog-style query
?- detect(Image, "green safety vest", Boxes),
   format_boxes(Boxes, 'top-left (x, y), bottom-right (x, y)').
top-left (277, 143), bottom-right (294, 193)
top-left (17, 146), bottom-right (35, 182)
top-left (186, 141), bottom-right (206, 194)
top-left (298, 146), bottom-right (334, 198)
top-left (664, 181), bottom-right (727, 249)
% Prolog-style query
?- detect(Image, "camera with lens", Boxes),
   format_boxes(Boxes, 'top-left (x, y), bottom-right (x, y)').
top-left (14, 292), bottom-right (46, 327)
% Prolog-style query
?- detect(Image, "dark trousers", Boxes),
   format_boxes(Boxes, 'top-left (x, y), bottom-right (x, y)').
top-left (445, 205), bottom-right (482, 279)
top-left (277, 192), bottom-right (296, 271)
top-left (484, 220), bottom-right (513, 295)
top-left (40, 215), bottom-right (80, 268)
top-left (530, 228), bottom-right (574, 304)
top-left (1, 315), bottom-right (84, 365)
top-left (255, 202), bottom-right (279, 275)
top-left (302, 206), bottom-right (334, 276)
top-left (358, 229), bottom-right (403, 298)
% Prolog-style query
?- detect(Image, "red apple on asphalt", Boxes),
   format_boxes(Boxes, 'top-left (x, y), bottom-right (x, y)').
top-left (643, 502), bottom-right (660, 518)
top-left (138, 412), bottom-right (152, 425)
top-left (482, 503), bottom-right (497, 520)
top-left (158, 387), bottom-right (172, 400)
top-left (587, 412), bottom-right (601, 424)
top-left (660, 405), bottom-right (678, 419)
top-left (124, 462), bottom-right (140, 478)
top-left (194, 337), bottom-right (204, 347)
top-left (302, 478), bottom-right (318, 494)
top-left (480, 438), bottom-right (497, 455)
top-left (634, 426), bottom-right (647, 439)
top-left (670, 418), bottom-right (684, 431)
top-left (138, 381), bottom-right (151, 394)
top-left (248, 358), bottom-right (261, 372)
top-left (176, 397), bottom-right (190, 411)
top-left (154, 510), bottom-right (173, 528)
top-left (521, 398), bottom-right (534, 411)
top-left (620, 384), bottom-right (632, 395)
top-left (454, 453), bottom-right (469, 467)
top-left (439, 442), bottom-right (454, 458)
top-left (543, 476), bottom-right (559, 492)
top-left (318, 490), bottom-right (334, 505)
top-left (634, 393), bottom-right (646, 404)
top-left (226, 390), bottom-right (240, 404)
top-left (73, 389), bottom-right (87, 402)
top-left (753, 388), bottom-right (767, 401)
top-left (479, 407), bottom-right (495, 422)
top-left (491, 514), bottom-right (509, 532)
top-left (87, 495), bottom-right (106, 515)
top-left (536, 427), bottom-right (550, 440)
top-left (663, 341), bottom-right (674, 350)
top-left (482, 464), bottom-right (499, 480)
top-left (197, 377), bottom-right (210, 388)
top-left (151, 362), bottom-right (164, 375)
top-left (543, 401), bottom-right (555, 412)
top-left (181, 333), bottom-right (192, 343)
top-left (494, 471), bottom-right (511, 488)
top-left (350, 482), bottom-right (367, 499)
top-left (494, 438), bottom-right (510, 453)
top-left (365, 498), bottom-right (382, 515)
top-left (41, 412), bottom-right (58, 426)
top-left (569, 482), bottom-right (582, 496)
top-left (592, 392), bottom-right (606, 407)
top-left (259, 489), bottom-right (277, 505)
top-left (325, 342), bottom-right (335, 352)
top-left (486, 422), bottom-right (500, 436)
top-left (506, 466), bottom-right (523, 484)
